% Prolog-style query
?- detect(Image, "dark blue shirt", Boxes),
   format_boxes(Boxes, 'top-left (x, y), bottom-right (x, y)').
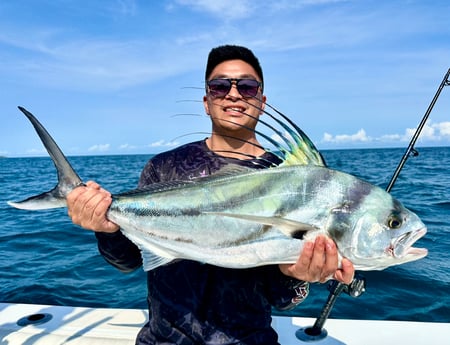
top-left (96, 140), bottom-right (306, 345)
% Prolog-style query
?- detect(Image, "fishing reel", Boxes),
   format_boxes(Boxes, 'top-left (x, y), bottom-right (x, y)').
top-left (328, 272), bottom-right (366, 298)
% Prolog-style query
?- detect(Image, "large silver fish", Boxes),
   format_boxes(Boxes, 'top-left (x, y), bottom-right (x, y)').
top-left (8, 106), bottom-right (427, 271)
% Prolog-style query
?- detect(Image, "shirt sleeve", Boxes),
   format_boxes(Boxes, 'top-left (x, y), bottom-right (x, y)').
top-left (95, 157), bottom-right (162, 273)
top-left (95, 231), bottom-right (143, 272)
top-left (265, 265), bottom-right (310, 311)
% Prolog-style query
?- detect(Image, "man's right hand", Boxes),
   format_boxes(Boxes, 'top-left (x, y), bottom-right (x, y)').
top-left (67, 181), bottom-right (120, 233)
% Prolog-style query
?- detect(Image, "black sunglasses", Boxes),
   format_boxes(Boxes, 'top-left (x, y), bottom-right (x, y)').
top-left (206, 78), bottom-right (262, 98)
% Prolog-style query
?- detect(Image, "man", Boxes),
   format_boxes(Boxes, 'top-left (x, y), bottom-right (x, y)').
top-left (67, 45), bottom-right (354, 344)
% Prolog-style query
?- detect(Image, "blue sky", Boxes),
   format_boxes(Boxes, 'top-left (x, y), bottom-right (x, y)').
top-left (1, 0), bottom-right (449, 157)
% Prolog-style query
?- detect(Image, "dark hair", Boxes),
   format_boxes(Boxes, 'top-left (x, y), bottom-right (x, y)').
top-left (205, 45), bottom-right (264, 87)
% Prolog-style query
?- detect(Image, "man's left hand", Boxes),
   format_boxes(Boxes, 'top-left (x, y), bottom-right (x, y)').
top-left (279, 235), bottom-right (355, 284)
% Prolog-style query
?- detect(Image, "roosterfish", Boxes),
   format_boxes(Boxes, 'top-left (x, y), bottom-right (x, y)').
top-left (8, 105), bottom-right (427, 271)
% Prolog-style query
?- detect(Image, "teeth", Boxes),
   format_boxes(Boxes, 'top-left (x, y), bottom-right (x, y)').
top-left (225, 107), bottom-right (244, 112)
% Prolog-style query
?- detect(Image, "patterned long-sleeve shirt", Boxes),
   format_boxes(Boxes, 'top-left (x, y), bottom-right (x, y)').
top-left (95, 140), bottom-right (308, 345)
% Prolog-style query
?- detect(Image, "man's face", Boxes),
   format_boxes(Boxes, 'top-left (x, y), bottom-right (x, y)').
top-left (203, 59), bottom-right (266, 136)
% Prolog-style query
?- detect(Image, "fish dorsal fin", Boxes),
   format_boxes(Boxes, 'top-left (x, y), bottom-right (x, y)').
top-left (204, 212), bottom-right (317, 239)
top-left (259, 102), bottom-right (326, 167)
top-left (114, 165), bottom-right (255, 198)
top-left (114, 180), bottom-right (195, 197)
top-left (174, 102), bottom-right (325, 168)
top-left (228, 100), bottom-right (326, 167)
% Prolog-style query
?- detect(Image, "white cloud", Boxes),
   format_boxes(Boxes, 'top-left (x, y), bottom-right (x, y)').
top-left (119, 143), bottom-right (138, 151)
top-left (149, 140), bottom-right (180, 148)
top-left (172, 0), bottom-right (252, 20)
top-left (321, 121), bottom-right (450, 146)
top-left (271, 131), bottom-right (296, 144)
top-left (404, 122), bottom-right (450, 142)
top-left (0, 28), bottom-right (200, 92)
top-left (322, 129), bottom-right (370, 143)
top-left (173, 0), bottom-right (349, 20)
top-left (26, 148), bottom-right (47, 155)
top-left (433, 121), bottom-right (450, 137)
top-left (379, 134), bottom-right (402, 142)
top-left (88, 144), bottom-right (110, 152)
top-left (269, 0), bottom-right (350, 11)
top-left (405, 125), bottom-right (432, 141)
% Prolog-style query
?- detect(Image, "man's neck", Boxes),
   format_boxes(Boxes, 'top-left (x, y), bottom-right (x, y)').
top-left (206, 134), bottom-right (265, 159)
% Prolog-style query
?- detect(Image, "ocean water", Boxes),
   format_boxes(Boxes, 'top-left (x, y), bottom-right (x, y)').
top-left (0, 148), bottom-right (449, 323)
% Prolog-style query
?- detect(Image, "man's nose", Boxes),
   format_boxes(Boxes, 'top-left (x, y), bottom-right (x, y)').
top-left (226, 83), bottom-right (241, 99)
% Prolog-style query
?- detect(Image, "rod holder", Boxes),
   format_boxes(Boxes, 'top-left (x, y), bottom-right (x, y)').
top-left (295, 274), bottom-right (366, 342)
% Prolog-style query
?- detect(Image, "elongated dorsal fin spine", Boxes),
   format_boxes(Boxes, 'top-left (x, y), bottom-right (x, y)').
top-left (242, 100), bottom-right (326, 167)
top-left (172, 97), bottom-right (325, 167)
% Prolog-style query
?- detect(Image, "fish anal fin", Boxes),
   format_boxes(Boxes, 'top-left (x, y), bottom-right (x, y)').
top-left (141, 249), bottom-right (174, 271)
top-left (121, 231), bottom-right (175, 271)
top-left (204, 212), bottom-right (316, 238)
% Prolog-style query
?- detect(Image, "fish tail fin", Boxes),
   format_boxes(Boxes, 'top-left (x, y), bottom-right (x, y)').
top-left (7, 107), bottom-right (83, 210)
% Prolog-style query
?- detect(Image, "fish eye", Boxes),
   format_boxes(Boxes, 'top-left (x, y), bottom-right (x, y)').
top-left (387, 215), bottom-right (402, 229)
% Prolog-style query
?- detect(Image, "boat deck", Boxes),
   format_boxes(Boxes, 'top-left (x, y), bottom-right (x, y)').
top-left (1, 303), bottom-right (448, 344)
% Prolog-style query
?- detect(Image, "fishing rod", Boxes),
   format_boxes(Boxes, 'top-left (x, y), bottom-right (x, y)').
top-left (296, 67), bottom-right (450, 342)
top-left (386, 68), bottom-right (450, 192)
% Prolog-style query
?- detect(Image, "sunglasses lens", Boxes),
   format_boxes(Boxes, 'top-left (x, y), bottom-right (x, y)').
top-left (237, 79), bottom-right (260, 97)
top-left (207, 79), bottom-right (231, 97)
top-left (207, 79), bottom-right (261, 98)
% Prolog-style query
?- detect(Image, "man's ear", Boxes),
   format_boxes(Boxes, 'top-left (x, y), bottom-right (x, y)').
top-left (259, 95), bottom-right (267, 115)
top-left (203, 95), bottom-right (210, 115)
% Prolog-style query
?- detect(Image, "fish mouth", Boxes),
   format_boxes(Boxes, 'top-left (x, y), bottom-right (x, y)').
top-left (389, 228), bottom-right (428, 259)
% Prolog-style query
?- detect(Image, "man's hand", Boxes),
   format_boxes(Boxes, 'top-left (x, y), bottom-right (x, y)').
top-left (67, 181), bottom-right (119, 233)
top-left (279, 235), bottom-right (355, 284)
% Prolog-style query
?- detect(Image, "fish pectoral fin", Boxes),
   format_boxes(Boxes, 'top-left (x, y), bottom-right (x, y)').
top-left (204, 212), bottom-right (316, 239)
top-left (141, 250), bottom-right (174, 271)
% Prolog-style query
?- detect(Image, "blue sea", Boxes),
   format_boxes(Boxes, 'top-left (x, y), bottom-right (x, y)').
top-left (1, 147), bottom-right (449, 323)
